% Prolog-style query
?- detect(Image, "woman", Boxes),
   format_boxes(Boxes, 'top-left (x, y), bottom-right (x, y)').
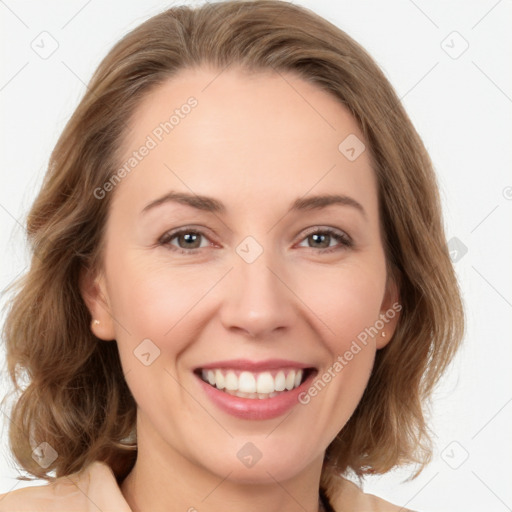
top-left (0, 1), bottom-right (464, 510)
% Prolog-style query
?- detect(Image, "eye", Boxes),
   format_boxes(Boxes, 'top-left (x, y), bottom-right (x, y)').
top-left (159, 228), bottom-right (212, 254)
top-left (296, 227), bottom-right (353, 253)
top-left (159, 226), bottom-right (353, 255)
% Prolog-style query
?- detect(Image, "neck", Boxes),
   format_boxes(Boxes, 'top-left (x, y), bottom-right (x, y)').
top-left (120, 417), bottom-right (325, 512)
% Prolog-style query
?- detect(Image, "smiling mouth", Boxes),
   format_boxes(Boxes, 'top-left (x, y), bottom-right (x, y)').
top-left (194, 367), bottom-right (316, 399)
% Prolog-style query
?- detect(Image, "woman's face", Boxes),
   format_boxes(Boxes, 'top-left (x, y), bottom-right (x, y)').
top-left (83, 66), bottom-right (399, 483)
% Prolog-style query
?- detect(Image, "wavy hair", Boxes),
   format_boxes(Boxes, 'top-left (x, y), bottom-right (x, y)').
top-left (1, 0), bottom-right (464, 496)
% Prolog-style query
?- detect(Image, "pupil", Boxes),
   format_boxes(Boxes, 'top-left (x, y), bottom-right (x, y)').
top-left (312, 233), bottom-right (328, 248)
top-left (182, 233), bottom-right (199, 247)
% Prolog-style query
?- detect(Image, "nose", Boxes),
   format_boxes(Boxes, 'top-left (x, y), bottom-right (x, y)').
top-left (219, 248), bottom-right (296, 339)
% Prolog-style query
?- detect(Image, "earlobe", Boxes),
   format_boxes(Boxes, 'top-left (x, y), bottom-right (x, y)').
top-left (376, 274), bottom-right (401, 349)
top-left (79, 266), bottom-right (116, 341)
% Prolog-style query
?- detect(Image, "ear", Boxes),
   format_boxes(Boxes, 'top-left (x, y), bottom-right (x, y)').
top-left (376, 273), bottom-right (401, 349)
top-left (79, 265), bottom-right (116, 341)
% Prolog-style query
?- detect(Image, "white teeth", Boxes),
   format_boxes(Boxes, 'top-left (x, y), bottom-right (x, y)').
top-left (285, 371), bottom-right (296, 390)
top-left (215, 369), bottom-right (225, 389)
top-left (274, 371), bottom-right (286, 391)
top-left (199, 368), bottom-right (305, 396)
top-left (225, 371), bottom-right (238, 390)
top-left (256, 372), bottom-right (274, 394)
top-left (238, 371), bottom-right (256, 393)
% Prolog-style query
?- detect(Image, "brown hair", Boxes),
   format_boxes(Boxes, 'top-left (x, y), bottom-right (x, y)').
top-left (1, 0), bottom-right (464, 496)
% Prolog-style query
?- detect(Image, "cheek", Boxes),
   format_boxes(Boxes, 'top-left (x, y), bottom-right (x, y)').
top-left (104, 258), bottom-right (206, 412)
top-left (294, 263), bottom-right (385, 423)
top-left (106, 255), bottom-right (201, 334)
top-left (296, 261), bottom-right (386, 350)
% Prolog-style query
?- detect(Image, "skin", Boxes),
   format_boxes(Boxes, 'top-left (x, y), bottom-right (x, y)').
top-left (81, 66), bottom-right (400, 512)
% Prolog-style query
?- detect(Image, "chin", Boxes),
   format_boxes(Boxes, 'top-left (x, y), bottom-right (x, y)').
top-left (195, 441), bottom-right (319, 485)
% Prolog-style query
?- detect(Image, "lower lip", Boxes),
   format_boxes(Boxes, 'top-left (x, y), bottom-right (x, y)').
top-left (195, 371), bottom-right (316, 420)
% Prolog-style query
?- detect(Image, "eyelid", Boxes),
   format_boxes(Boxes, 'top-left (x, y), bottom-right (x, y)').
top-left (158, 226), bottom-right (217, 249)
top-left (298, 225), bottom-right (351, 241)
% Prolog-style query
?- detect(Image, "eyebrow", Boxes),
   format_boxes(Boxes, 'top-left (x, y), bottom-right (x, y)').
top-left (141, 191), bottom-right (367, 219)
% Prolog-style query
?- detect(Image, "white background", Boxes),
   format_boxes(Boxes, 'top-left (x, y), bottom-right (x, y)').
top-left (1, 1), bottom-right (511, 511)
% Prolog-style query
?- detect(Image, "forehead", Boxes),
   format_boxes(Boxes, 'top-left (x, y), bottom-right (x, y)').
top-left (114, 66), bottom-right (378, 220)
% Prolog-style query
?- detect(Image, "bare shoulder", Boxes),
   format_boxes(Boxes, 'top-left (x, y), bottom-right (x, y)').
top-left (0, 462), bottom-right (130, 512)
top-left (0, 478), bottom-right (80, 511)
top-left (0, 462), bottom-right (107, 512)
top-left (330, 474), bottom-right (416, 512)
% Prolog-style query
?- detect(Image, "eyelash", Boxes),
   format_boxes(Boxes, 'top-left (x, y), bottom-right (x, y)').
top-left (158, 227), bottom-right (353, 255)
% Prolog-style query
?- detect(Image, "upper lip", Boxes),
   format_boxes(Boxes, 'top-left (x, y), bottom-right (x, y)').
top-left (195, 359), bottom-right (316, 372)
